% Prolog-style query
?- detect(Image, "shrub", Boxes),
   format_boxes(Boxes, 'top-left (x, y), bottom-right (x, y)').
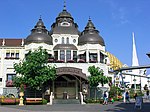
top-left (0, 98), bottom-right (19, 105)
top-left (42, 99), bottom-right (47, 105)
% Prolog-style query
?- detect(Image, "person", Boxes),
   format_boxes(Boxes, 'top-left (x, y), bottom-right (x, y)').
top-left (146, 90), bottom-right (149, 100)
top-left (110, 98), bottom-right (114, 104)
top-left (134, 92), bottom-right (138, 101)
top-left (103, 91), bottom-right (109, 105)
top-left (123, 91), bottom-right (126, 103)
top-left (125, 91), bottom-right (130, 103)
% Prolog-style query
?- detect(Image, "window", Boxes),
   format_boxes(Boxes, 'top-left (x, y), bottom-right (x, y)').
top-left (100, 52), bottom-right (104, 63)
top-left (61, 22), bottom-right (70, 26)
top-left (62, 37), bottom-right (65, 44)
top-left (73, 39), bottom-right (76, 43)
top-left (55, 39), bottom-right (58, 43)
top-left (7, 74), bottom-right (16, 81)
top-left (66, 50), bottom-right (71, 61)
top-left (11, 53), bottom-right (15, 57)
top-left (66, 37), bottom-right (69, 44)
top-left (89, 53), bottom-right (97, 62)
top-left (5, 50), bottom-right (19, 59)
top-left (73, 51), bottom-right (77, 62)
top-left (60, 50), bottom-right (65, 61)
top-left (6, 74), bottom-right (16, 87)
top-left (54, 51), bottom-right (58, 61)
top-left (6, 53), bottom-right (10, 58)
top-left (16, 53), bottom-right (19, 58)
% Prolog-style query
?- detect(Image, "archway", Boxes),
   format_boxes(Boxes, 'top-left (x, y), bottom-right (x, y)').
top-left (53, 67), bottom-right (88, 99)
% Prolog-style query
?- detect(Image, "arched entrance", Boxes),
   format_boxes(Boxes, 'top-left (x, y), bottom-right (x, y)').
top-left (53, 67), bottom-right (88, 99)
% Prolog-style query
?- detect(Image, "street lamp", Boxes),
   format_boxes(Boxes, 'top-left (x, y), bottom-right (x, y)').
top-left (133, 76), bottom-right (136, 92)
top-left (147, 78), bottom-right (150, 89)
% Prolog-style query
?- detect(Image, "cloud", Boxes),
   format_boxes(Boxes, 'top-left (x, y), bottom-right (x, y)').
top-left (102, 0), bottom-right (129, 25)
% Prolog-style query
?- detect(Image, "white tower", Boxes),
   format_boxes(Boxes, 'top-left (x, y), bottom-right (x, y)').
top-left (131, 32), bottom-right (140, 86)
top-left (132, 32), bottom-right (139, 67)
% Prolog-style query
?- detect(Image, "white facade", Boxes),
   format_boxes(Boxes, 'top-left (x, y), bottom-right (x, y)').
top-left (0, 7), bottom-right (110, 97)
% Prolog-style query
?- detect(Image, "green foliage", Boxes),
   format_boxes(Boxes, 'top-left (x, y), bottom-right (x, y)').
top-left (128, 89), bottom-right (144, 98)
top-left (109, 85), bottom-right (123, 99)
top-left (13, 47), bottom-right (56, 90)
top-left (42, 99), bottom-right (48, 104)
top-left (84, 98), bottom-right (103, 104)
top-left (88, 65), bottom-right (109, 87)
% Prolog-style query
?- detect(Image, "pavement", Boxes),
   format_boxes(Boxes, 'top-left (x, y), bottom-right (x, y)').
top-left (0, 99), bottom-right (149, 112)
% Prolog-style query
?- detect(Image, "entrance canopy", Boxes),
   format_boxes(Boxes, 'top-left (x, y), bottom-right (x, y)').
top-left (56, 67), bottom-right (88, 81)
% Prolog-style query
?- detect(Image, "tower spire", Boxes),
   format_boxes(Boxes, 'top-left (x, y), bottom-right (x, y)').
top-left (132, 32), bottom-right (139, 66)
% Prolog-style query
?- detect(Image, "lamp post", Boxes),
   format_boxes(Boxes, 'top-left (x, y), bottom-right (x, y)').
top-left (133, 76), bottom-right (136, 92)
top-left (147, 78), bottom-right (150, 89)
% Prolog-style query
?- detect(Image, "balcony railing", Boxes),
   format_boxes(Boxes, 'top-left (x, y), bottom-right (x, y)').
top-left (5, 57), bottom-right (19, 60)
top-left (47, 58), bottom-right (102, 64)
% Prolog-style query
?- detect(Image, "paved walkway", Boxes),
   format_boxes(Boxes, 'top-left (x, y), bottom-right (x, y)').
top-left (0, 99), bottom-right (150, 112)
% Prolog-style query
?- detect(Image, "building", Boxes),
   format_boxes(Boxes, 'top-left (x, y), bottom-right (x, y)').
top-left (0, 4), bottom-right (111, 99)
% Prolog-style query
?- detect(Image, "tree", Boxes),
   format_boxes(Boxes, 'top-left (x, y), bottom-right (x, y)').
top-left (88, 65), bottom-right (108, 87)
top-left (88, 65), bottom-right (109, 100)
top-left (13, 47), bottom-right (56, 94)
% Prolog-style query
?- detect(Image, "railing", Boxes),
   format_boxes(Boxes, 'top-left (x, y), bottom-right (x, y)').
top-left (5, 57), bottom-right (19, 60)
top-left (47, 59), bottom-right (104, 64)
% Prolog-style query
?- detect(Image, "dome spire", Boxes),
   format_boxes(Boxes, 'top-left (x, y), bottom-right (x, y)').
top-left (89, 16), bottom-right (91, 21)
top-left (39, 15), bottom-right (42, 19)
top-left (63, 0), bottom-right (66, 11)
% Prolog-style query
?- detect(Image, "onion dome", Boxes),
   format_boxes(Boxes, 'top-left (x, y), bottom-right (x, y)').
top-left (78, 18), bottom-right (105, 46)
top-left (49, 3), bottom-right (80, 35)
top-left (107, 52), bottom-right (123, 70)
top-left (25, 18), bottom-right (52, 45)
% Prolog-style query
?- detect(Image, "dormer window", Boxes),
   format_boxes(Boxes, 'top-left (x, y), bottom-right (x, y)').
top-left (62, 37), bottom-right (65, 44)
top-left (61, 22), bottom-right (70, 27)
top-left (66, 37), bottom-right (69, 44)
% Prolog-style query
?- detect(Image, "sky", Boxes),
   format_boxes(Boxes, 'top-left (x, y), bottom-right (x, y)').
top-left (0, 0), bottom-right (150, 68)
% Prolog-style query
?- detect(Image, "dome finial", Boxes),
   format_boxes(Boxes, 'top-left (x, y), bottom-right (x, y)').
top-left (39, 15), bottom-right (42, 20)
top-left (63, 0), bottom-right (66, 10)
top-left (89, 16), bottom-right (91, 20)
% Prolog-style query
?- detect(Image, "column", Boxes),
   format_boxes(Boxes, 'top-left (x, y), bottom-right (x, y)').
top-left (97, 50), bottom-right (100, 63)
top-left (75, 79), bottom-right (78, 99)
top-left (86, 50), bottom-right (89, 62)
top-left (133, 76), bottom-right (136, 92)
top-left (52, 81), bottom-right (54, 98)
top-left (71, 50), bottom-right (73, 60)
top-left (58, 50), bottom-right (60, 60)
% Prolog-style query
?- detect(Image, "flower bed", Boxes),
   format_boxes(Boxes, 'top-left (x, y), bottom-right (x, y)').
top-left (0, 98), bottom-right (19, 104)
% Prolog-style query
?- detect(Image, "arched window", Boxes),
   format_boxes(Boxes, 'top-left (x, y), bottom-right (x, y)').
top-left (66, 37), bottom-right (69, 44)
top-left (62, 37), bottom-right (65, 44)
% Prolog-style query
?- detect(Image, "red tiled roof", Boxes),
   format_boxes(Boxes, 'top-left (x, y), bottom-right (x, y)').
top-left (0, 38), bottom-right (24, 46)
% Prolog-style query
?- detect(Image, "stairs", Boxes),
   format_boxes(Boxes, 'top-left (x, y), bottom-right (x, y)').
top-left (53, 99), bottom-right (80, 104)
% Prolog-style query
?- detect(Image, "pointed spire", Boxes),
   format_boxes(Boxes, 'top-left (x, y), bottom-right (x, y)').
top-left (132, 32), bottom-right (139, 66)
